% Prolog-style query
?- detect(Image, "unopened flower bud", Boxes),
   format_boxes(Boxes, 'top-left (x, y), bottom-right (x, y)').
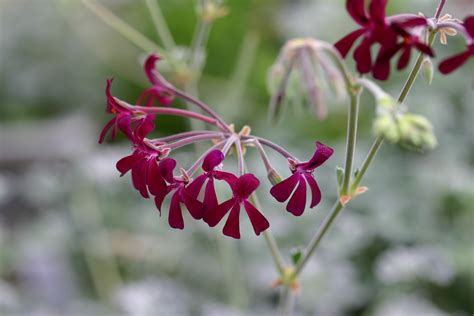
top-left (373, 113), bottom-right (400, 143)
top-left (267, 168), bottom-right (283, 186)
top-left (422, 56), bottom-right (434, 85)
top-left (398, 113), bottom-right (437, 151)
top-left (197, 0), bottom-right (228, 22)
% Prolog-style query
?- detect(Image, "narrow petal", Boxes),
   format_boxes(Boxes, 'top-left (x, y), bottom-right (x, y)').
top-left (147, 158), bottom-right (167, 196)
top-left (168, 190), bottom-right (184, 229)
top-left (116, 152), bottom-right (140, 176)
top-left (414, 42), bottom-right (434, 57)
top-left (270, 173), bottom-right (300, 202)
top-left (144, 54), bottom-right (161, 85)
top-left (397, 47), bottom-right (412, 70)
top-left (234, 174), bottom-right (260, 199)
top-left (131, 157), bottom-right (150, 198)
top-left (372, 59), bottom-right (391, 80)
top-left (205, 198), bottom-right (235, 227)
top-left (299, 141), bottom-right (334, 170)
top-left (185, 174), bottom-right (207, 198)
top-left (202, 150), bottom-right (224, 172)
top-left (117, 114), bottom-right (134, 141)
top-left (135, 116), bottom-right (155, 141)
top-left (304, 173), bottom-right (322, 208)
top-left (159, 158), bottom-right (177, 183)
top-left (222, 203), bottom-right (241, 239)
top-left (243, 200), bottom-right (270, 236)
top-left (439, 50), bottom-right (471, 74)
top-left (98, 117), bottom-right (117, 143)
top-left (154, 188), bottom-right (170, 214)
top-left (396, 16), bottom-right (428, 28)
top-left (286, 177), bottom-right (307, 216)
top-left (346, 0), bottom-right (368, 25)
top-left (354, 37), bottom-right (373, 74)
top-left (463, 16), bottom-right (474, 39)
top-left (203, 179), bottom-right (219, 211)
top-left (334, 29), bottom-right (365, 58)
top-left (181, 188), bottom-right (205, 220)
top-left (214, 170), bottom-right (238, 187)
top-left (369, 0), bottom-right (387, 24)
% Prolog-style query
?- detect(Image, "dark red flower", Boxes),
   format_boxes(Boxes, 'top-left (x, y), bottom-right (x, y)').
top-left (116, 137), bottom-right (166, 199)
top-left (270, 142), bottom-right (333, 216)
top-left (99, 79), bottom-right (155, 143)
top-left (439, 16), bottom-right (474, 74)
top-left (334, 0), bottom-right (430, 80)
top-left (153, 158), bottom-right (205, 230)
top-left (204, 173), bottom-right (269, 239)
top-left (137, 54), bottom-right (175, 107)
top-left (186, 150), bottom-right (225, 212)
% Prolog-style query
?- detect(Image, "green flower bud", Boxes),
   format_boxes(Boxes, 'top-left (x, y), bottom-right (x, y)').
top-left (422, 56), bottom-right (434, 85)
top-left (373, 113), bottom-right (400, 143)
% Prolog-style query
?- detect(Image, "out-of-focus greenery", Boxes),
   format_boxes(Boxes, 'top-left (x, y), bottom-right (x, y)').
top-left (0, 0), bottom-right (473, 315)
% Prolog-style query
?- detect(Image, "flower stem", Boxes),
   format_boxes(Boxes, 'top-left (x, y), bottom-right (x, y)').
top-left (144, 0), bottom-right (176, 52)
top-left (244, 136), bottom-right (297, 160)
top-left (160, 133), bottom-right (225, 150)
top-left (248, 193), bottom-right (286, 275)
top-left (136, 106), bottom-right (222, 127)
top-left (279, 286), bottom-right (296, 316)
top-left (82, 0), bottom-right (164, 55)
top-left (151, 130), bottom-right (226, 143)
top-left (293, 2), bottom-right (445, 279)
top-left (341, 92), bottom-right (360, 195)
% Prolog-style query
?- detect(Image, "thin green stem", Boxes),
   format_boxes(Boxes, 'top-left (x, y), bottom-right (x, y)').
top-left (279, 286), bottom-right (295, 316)
top-left (82, 0), bottom-right (164, 54)
top-left (341, 92), bottom-right (360, 195)
top-left (249, 191), bottom-right (286, 276)
top-left (351, 136), bottom-right (384, 191)
top-left (144, 0), bottom-right (176, 51)
top-left (190, 19), bottom-right (212, 74)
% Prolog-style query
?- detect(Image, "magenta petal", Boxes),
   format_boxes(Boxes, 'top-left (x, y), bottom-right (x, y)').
top-left (135, 117), bottom-right (155, 140)
top-left (203, 179), bottom-right (219, 211)
top-left (286, 177), bottom-right (307, 216)
top-left (346, 0), bottom-right (368, 25)
top-left (396, 16), bottom-right (428, 28)
top-left (354, 37), bottom-right (373, 74)
top-left (98, 117), bottom-right (117, 143)
top-left (463, 16), bottom-right (474, 39)
top-left (334, 29), bottom-right (365, 58)
top-left (168, 190), bottom-right (184, 229)
top-left (439, 50), bottom-right (471, 74)
top-left (222, 203), bottom-right (241, 239)
top-left (205, 198), bottom-right (235, 227)
top-left (397, 47), bottom-right (411, 70)
top-left (414, 42), bottom-right (434, 57)
top-left (186, 174), bottom-right (207, 198)
top-left (300, 141), bottom-right (334, 170)
top-left (304, 173), bottom-right (322, 208)
top-left (369, 0), bottom-right (387, 24)
top-left (159, 158), bottom-right (177, 183)
top-left (202, 150), bottom-right (224, 172)
top-left (214, 171), bottom-right (238, 186)
top-left (270, 173), bottom-right (300, 202)
top-left (154, 188), bottom-right (170, 214)
top-left (243, 200), bottom-right (270, 236)
top-left (144, 54), bottom-right (161, 85)
top-left (234, 174), bottom-right (260, 199)
top-left (147, 158), bottom-right (167, 196)
top-left (117, 114), bottom-right (134, 141)
top-left (181, 188), bottom-right (205, 220)
top-left (372, 59), bottom-right (391, 80)
top-left (131, 157), bottom-right (150, 198)
top-left (116, 152), bottom-right (140, 176)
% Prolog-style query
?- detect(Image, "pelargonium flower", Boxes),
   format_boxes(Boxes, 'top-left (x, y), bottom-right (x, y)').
top-left (153, 158), bottom-right (206, 230)
top-left (137, 54), bottom-right (175, 106)
top-left (186, 150), bottom-right (225, 211)
top-left (116, 134), bottom-right (167, 199)
top-left (99, 79), bottom-right (155, 143)
top-left (334, 0), bottom-right (430, 80)
top-left (439, 16), bottom-right (474, 74)
top-left (270, 142), bottom-right (333, 216)
top-left (205, 173), bottom-right (269, 239)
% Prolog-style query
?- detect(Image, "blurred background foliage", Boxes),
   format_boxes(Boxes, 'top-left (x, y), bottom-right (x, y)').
top-left (0, 0), bottom-right (473, 315)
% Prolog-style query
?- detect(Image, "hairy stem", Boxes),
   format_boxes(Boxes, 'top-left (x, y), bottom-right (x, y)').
top-left (144, 0), bottom-right (176, 51)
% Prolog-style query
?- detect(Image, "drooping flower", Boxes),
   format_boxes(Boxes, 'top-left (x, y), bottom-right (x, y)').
top-left (270, 142), bottom-right (333, 216)
top-left (205, 173), bottom-right (269, 239)
top-left (186, 150), bottom-right (225, 212)
top-left (439, 16), bottom-right (474, 74)
top-left (334, 0), bottom-right (430, 80)
top-left (137, 54), bottom-right (175, 107)
top-left (99, 79), bottom-right (155, 143)
top-left (115, 135), bottom-right (167, 199)
top-left (153, 158), bottom-right (206, 230)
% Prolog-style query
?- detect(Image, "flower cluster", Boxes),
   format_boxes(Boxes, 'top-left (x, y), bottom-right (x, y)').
top-left (335, 0), bottom-right (474, 80)
top-left (98, 54), bottom-right (334, 239)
